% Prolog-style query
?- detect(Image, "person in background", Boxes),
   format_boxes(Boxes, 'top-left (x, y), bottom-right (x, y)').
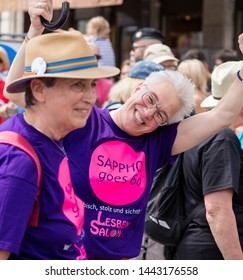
top-left (86, 16), bottom-right (116, 67)
top-left (84, 36), bottom-right (115, 108)
top-left (237, 128), bottom-right (243, 150)
top-left (4, 0), bottom-right (243, 260)
top-left (213, 48), bottom-right (239, 69)
top-left (0, 102), bottom-right (18, 123)
top-left (104, 60), bottom-right (163, 111)
top-left (181, 48), bottom-right (212, 91)
top-left (165, 61), bottom-right (243, 260)
top-left (119, 59), bottom-right (131, 80)
top-left (177, 59), bottom-right (210, 114)
top-left (0, 47), bottom-right (18, 123)
top-left (0, 0), bottom-right (119, 260)
top-left (0, 46), bottom-right (10, 104)
top-left (130, 27), bottom-right (165, 65)
top-left (143, 43), bottom-right (179, 70)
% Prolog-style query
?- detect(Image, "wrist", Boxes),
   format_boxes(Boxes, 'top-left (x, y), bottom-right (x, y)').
top-left (24, 34), bottom-right (30, 43)
top-left (27, 25), bottom-right (44, 40)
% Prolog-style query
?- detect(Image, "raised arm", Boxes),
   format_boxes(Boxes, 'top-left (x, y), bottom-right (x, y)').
top-left (172, 34), bottom-right (243, 155)
top-left (3, 0), bottom-right (53, 108)
top-left (205, 189), bottom-right (243, 260)
top-left (0, 250), bottom-right (10, 260)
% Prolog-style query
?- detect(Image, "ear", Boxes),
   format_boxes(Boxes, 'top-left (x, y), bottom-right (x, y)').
top-left (30, 79), bottom-right (46, 102)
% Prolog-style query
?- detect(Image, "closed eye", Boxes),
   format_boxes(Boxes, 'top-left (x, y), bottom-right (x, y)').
top-left (147, 93), bottom-right (156, 106)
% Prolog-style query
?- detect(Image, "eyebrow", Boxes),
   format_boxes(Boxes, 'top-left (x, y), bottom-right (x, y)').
top-left (74, 79), bottom-right (97, 83)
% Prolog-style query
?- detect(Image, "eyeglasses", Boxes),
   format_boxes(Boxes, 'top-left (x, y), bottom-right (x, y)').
top-left (141, 89), bottom-right (168, 126)
top-left (161, 62), bottom-right (178, 71)
top-left (162, 64), bottom-right (177, 71)
top-left (132, 45), bottom-right (146, 51)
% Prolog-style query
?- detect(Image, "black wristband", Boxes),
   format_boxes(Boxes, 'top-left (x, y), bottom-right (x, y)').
top-left (237, 70), bottom-right (243, 82)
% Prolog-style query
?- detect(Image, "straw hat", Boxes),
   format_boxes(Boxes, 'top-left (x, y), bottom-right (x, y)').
top-left (7, 30), bottom-right (120, 93)
top-left (0, 46), bottom-right (10, 72)
top-left (201, 61), bottom-right (243, 108)
top-left (144, 43), bottom-right (179, 64)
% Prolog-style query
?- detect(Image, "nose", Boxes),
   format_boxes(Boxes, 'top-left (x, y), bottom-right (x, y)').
top-left (144, 106), bottom-right (157, 118)
top-left (130, 49), bottom-right (135, 56)
top-left (82, 86), bottom-right (96, 104)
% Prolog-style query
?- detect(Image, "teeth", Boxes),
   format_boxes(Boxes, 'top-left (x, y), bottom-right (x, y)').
top-left (76, 109), bottom-right (88, 112)
top-left (135, 111), bottom-right (144, 124)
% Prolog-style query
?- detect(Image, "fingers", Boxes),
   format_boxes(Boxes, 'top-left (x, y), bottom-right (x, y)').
top-left (47, 0), bottom-right (53, 21)
top-left (29, 0), bottom-right (47, 10)
top-left (37, 2), bottom-right (42, 8)
top-left (28, 0), bottom-right (53, 29)
top-left (33, 0), bottom-right (47, 9)
top-left (26, 0), bottom-right (53, 38)
top-left (36, 0), bottom-right (53, 17)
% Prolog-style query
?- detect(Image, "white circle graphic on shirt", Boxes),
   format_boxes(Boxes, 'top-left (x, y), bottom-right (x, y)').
top-left (89, 140), bottom-right (147, 205)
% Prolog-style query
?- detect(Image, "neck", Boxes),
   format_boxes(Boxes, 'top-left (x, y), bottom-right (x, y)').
top-left (23, 111), bottom-right (62, 140)
top-left (110, 108), bottom-right (128, 133)
top-left (110, 109), bottom-right (120, 126)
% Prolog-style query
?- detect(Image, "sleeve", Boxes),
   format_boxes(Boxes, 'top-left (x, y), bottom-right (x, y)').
top-left (201, 132), bottom-right (241, 195)
top-left (0, 144), bottom-right (38, 254)
top-left (157, 121), bottom-right (180, 166)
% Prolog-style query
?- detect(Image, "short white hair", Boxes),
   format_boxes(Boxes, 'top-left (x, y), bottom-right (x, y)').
top-left (144, 70), bottom-right (195, 123)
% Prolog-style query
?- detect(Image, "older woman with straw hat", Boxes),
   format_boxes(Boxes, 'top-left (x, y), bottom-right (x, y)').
top-left (0, 3), bottom-right (119, 260)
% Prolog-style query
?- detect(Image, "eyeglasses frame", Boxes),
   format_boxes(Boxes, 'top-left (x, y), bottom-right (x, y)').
top-left (141, 86), bottom-right (168, 126)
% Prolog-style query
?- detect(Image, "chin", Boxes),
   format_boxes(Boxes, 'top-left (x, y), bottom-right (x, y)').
top-left (73, 119), bottom-right (88, 130)
top-left (125, 127), bottom-right (143, 136)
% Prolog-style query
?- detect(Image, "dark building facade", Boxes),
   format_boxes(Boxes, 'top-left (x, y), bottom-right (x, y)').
top-left (21, 0), bottom-right (243, 69)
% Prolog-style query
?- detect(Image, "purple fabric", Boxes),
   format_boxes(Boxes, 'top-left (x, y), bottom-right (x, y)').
top-left (0, 114), bottom-right (86, 259)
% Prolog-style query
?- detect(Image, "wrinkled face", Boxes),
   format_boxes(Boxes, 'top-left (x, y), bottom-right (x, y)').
top-left (161, 60), bottom-right (178, 71)
top-left (115, 81), bottom-right (182, 136)
top-left (33, 78), bottom-right (97, 135)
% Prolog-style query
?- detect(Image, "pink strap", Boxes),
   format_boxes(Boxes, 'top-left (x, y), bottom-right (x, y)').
top-left (0, 131), bottom-right (41, 226)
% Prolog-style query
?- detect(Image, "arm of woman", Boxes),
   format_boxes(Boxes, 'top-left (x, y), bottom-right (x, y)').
top-left (173, 75), bottom-right (243, 155)
top-left (0, 250), bottom-right (10, 260)
top-left (205, 188), bottom-right (243, 260)
top-left (3, 0), bottom-right (53, 107)
top-left (172, 34), bottom-right (243, 155)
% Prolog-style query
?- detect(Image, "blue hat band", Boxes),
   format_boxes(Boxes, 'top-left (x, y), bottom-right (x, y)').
top-left (24, 55), bottom-right (98, 75)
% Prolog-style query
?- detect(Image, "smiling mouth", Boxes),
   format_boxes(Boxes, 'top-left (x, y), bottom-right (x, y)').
top-left (75, 108), bottom-right (90, 115)
top-left (135, 110), bottom-right (144, 125)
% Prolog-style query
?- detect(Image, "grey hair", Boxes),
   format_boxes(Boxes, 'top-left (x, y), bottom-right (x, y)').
top-left (144, 70), bottom-right (196, 123)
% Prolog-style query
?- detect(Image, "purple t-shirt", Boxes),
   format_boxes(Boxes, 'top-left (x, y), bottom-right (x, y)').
top-left (64, 106), bottom-right (179, 259)
top-left (0, 114), bottom-right (86, 260)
